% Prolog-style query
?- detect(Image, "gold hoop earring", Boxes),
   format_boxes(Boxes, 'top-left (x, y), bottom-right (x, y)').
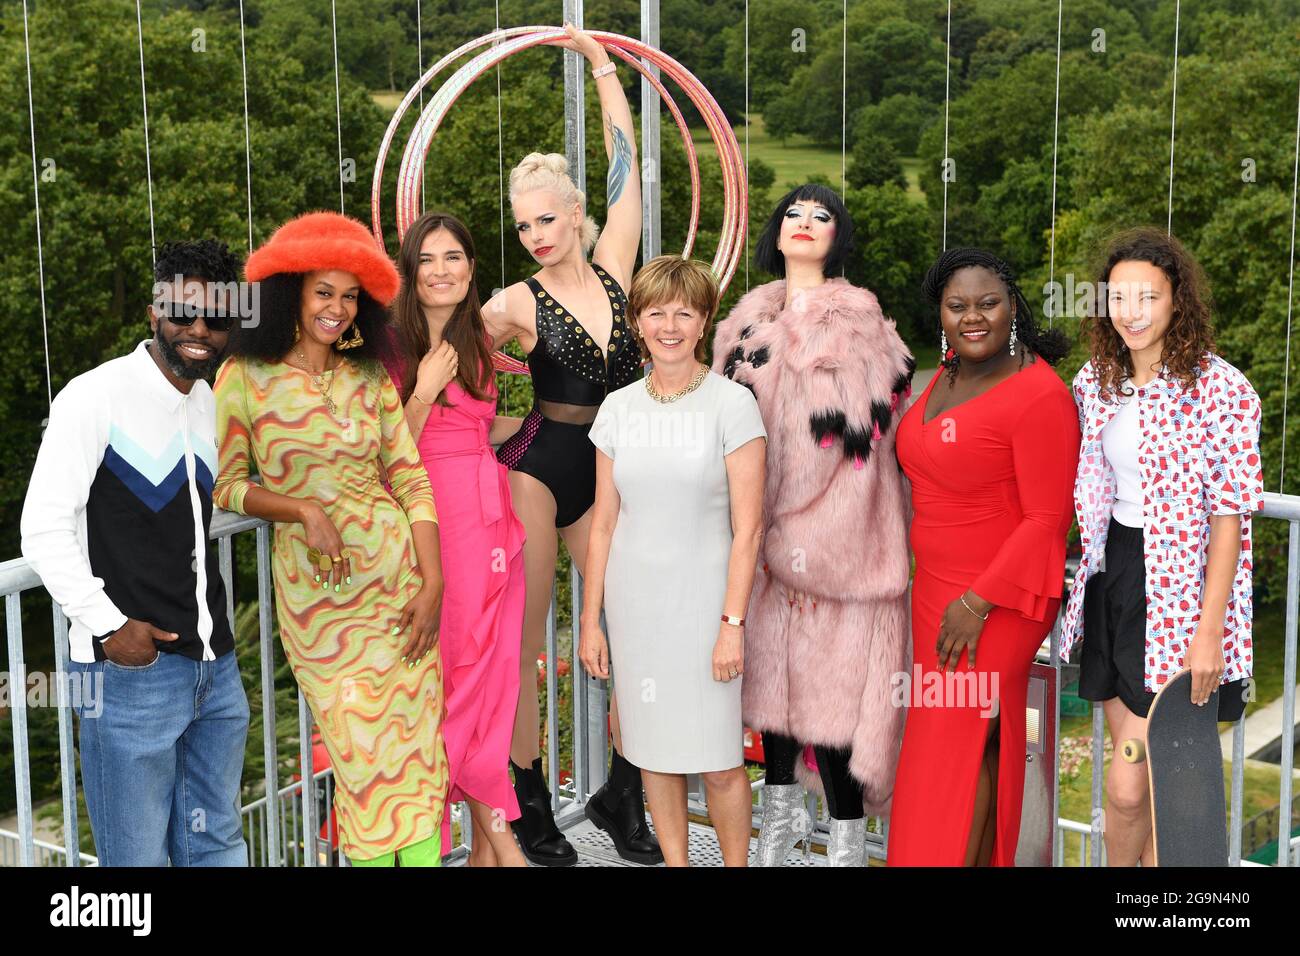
top-left (335, 324), bottom-right (364, 351)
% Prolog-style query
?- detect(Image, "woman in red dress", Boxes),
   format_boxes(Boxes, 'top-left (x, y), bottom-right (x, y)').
top-left (890, 248), bottom-right (1078, 866)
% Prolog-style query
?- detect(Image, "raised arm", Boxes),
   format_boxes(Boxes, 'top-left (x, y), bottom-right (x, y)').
top-left (560, 23), bottom-right (641, 286)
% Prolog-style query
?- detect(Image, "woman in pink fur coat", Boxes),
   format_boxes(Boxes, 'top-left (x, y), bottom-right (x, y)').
top-left (712, 184), bottom-right (914, 866)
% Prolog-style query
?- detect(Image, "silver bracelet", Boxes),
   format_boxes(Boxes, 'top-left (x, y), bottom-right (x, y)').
top-left (960, 595), bottom-right (988, 622)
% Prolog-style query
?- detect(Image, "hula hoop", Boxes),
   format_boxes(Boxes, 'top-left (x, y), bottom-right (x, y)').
top-left (370, 27), bottom-right (747, 296)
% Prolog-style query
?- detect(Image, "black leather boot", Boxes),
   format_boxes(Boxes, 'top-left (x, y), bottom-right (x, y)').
top-left (510, 758), bottom-right (578, 866)
top-left (584, 748), bottom-right (664, 865)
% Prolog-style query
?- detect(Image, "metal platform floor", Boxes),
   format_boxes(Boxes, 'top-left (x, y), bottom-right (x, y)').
top-left (450, 817), bottom-right (831, 867)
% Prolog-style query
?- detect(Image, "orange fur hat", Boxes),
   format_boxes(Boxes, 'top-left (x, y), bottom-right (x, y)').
top-left (244, 211), bottom-right (400, 306)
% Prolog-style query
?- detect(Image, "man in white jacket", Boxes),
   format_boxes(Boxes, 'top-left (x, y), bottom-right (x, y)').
top-left (21, 240), bottom-right (249, 866)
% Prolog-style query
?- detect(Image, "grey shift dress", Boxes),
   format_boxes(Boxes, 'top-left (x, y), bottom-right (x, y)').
top-left (589, 371), bottom-right (767, 774)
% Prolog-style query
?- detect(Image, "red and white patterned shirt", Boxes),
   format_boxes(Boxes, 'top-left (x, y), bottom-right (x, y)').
top-left (1060, 354), bottom-right (1263, 691)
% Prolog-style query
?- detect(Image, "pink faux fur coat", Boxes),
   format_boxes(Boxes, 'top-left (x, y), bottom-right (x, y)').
top-left (713, 278), bottom-right (914, 814)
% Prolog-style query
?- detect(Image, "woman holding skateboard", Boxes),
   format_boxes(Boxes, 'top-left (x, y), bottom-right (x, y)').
top-left (1060, 227), bottom-right (1263, 866)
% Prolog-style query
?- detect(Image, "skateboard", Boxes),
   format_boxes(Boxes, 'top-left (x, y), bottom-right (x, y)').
top-left (1120, 669), bottom-right (1228, 866)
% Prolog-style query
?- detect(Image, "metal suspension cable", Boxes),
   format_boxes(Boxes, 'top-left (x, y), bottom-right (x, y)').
top-left (1278, 72), bottom-right (1300, 494)
top-left (941, 0), bottom-right (952, 251)
top-left (841, 0), bottom-right (847, 197)
top-left (134, 0), bottom-right (157, 265)
top-left (21, 0), bottom-right (51, 408)
top-left (417, 0), bottom-right (425, 212)
top-left (495, 2), bottom-right (506, 292)
top-left (1047, 0), bottom-right (1063, 329)
top-left (238, 0), bottom-right (254, 251)
top-left (1166, 0), bottom-right (1180, 234)
top-left (331, 0), bottom-right (344, 213)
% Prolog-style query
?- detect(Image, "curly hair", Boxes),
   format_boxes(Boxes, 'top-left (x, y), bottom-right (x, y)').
top-left (224, 272), bottom-right (394, 368)
top-left (921, 247), bottom-right (1070, 382)
top-left (154, 239), bottom-right (241, 285)
top-left (1090, 227), bottom-right (1215, 401)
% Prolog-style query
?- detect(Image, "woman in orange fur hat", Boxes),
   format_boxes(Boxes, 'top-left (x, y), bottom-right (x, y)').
top-left (213, 211), bottom-right (450, 866)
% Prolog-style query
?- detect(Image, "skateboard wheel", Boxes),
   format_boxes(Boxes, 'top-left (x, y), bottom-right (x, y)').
top-left (1121, 739), bottom-right (1146, 763)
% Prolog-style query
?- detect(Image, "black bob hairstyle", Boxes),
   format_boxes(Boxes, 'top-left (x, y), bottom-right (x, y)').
top-left (224, 272), bottom-right (393, 366)
top-left (754, 183), bottom-right (854, 278)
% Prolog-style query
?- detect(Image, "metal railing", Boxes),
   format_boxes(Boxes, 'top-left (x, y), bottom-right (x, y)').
top-left (0, 507), bottom-right (602, 867)
top-left (3, 493), bottom-right (1298, 867)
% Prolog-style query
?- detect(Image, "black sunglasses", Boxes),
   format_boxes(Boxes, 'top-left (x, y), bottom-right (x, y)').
top-left (157, 307), bottom-right (237, 332)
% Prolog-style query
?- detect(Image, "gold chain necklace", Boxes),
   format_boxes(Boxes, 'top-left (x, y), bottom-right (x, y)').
top-left (292, 345), bottom-right (338, 416)
top-left (645, 363), bottom-right (708, 403)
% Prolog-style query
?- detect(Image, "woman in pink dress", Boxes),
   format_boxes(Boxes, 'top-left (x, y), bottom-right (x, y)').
top-left (384, 212), bottom-right (528, 866)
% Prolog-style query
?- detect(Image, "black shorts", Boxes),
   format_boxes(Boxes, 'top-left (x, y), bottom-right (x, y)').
top-left (496, 408), bottom-right (597, 529)
top-left (1078, 518), bottom-right (1247, 721)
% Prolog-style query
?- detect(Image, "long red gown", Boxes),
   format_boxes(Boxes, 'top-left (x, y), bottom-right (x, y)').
top-left (890, 357), bottom-right (1079, 865)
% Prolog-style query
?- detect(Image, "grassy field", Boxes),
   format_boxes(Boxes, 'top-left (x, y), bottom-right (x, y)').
top-left (370, 91), bottom-right (926, 207)
top-left (689, 113), bottom-right (927, 204)
top-left (372, 90), bottom-right (404, 113)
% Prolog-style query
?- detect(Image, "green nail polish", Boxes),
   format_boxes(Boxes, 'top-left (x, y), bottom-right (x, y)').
top-left (391, 625), bottom-right (400, 634)
top-left (334, 584), bottom-right (340, 593)
top-left (346, 576), bottom-right (352, 585)
top-left (314, 574), bottom-right (320, 583)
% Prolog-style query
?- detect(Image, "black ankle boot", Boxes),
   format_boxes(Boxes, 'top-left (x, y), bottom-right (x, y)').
top-left (584, 748), bottom-right (664, 865)
top-left (510, 758), bottom-right (578, 867)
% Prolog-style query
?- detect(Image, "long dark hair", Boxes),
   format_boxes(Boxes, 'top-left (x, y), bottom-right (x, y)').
top-left (390, 212), bottom-right (494, 405)
top-left (921, 247), bottom-right (1070, 381)
top-left (1091, 227), bottom-right (1215, 400)
top-left (225, 272), bottom-right (391, 366)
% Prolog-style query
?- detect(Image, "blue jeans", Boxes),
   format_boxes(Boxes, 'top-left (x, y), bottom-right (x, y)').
top-left (68, 650), bottom-right (250, 866)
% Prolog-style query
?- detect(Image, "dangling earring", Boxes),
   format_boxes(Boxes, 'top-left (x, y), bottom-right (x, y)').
top-left (940, 330), bottom-right (949, 363)
top-left (293, 322), bottom-right (302, 345)
top-left (336, 324), bottom-right (364, 351)
top-left (1009, 313), bottom-right (1017, 356)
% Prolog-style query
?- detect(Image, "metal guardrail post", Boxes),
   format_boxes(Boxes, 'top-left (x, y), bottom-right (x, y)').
top-left (298, 691), bottom-right (317, 866)
top-left (1090, 703), bottom-right (1104, 867)
top-left (577, 569), bottom-right (609, 796)
top-left (51, 607), bottom-right (79, 866)
top-left (1230, 718), bottom-right (1245, 866)
top-left (546, 578), bottom-right (560, 810)
top-left (255, 524), bottom-right (281, 865)
top-left (6, 593), bottom-right (34, 867)
top-left (1279, 520), bottom-right (1299, 865)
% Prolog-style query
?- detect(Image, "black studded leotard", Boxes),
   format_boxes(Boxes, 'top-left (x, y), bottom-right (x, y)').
top-left (497, 263), bottom-right (642, 527)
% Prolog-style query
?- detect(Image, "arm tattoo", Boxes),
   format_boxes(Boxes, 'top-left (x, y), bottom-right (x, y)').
top-left (606, 114), bottom-right (634, 208)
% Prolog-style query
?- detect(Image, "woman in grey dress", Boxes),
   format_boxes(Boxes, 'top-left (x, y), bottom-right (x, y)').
top-left (580, 256), bottom-right (766, 867)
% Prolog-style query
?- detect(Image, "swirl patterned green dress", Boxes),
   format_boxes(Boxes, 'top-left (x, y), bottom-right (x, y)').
top-left (213, 355), bottom-right (448, 861)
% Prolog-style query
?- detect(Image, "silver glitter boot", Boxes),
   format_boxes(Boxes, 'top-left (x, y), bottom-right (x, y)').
top-left (825, 817), bottom-right (867, 867)
top-left (753, 783), bottom-right (810, 867)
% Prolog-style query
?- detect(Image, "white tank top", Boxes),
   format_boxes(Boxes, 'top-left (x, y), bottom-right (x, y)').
top-left (1101, 385), bottom-right (1143, 528)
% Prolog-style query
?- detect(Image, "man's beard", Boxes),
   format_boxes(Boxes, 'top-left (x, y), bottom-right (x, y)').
top-left (155, 329), bottom-right (223, 380)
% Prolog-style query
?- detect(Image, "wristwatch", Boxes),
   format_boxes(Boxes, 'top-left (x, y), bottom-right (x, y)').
top-left (720, 613), bottom-right (745, 627)
top-left (591, 61), bottom-right (617, 79)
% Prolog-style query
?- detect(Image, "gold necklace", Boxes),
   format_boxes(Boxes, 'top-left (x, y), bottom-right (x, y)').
top-left (645, 363), bottom-right (708, 403)
top-left (292, 345), bottom-right (338, 416)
